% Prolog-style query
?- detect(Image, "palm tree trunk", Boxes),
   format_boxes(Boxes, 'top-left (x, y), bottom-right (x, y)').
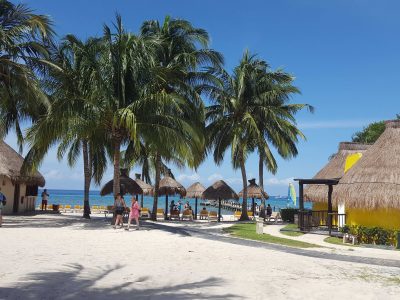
top-left (239, 151), bottom-right (249, 221)
top-left (259, 152), bottom-right (266, 207)
top-left (113, 134), bottom-right (122, 196)
top-left (151, 153), bottom-right (161, 220)
top-left (82, 140), bottom-right (91, 219)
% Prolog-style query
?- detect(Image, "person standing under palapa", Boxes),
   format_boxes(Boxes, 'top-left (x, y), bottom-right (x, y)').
top-left (0, 188), bottom-right (6, 227)
top-left (113, 194), bottom-right (127, 229)
top-left (41, 189), bottom-right (49, 211)
top-left (126, 197), bottom-right (140, 231)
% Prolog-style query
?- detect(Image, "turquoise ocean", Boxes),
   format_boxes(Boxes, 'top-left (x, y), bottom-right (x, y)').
top-left (38, 189), bottom-right (312, 214)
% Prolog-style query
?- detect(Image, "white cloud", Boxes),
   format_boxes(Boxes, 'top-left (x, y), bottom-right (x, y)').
top-left (225, 177), bottom-right (242, 185)
top-left (298, 120), bottom-right (372, 129)
top-left (207, 173), bottom-right (223, 182)
top-left (176, 173), bottom-right (201, 183)
top-left (43, 169), bottom-right (83, 181)
top-left (266, 177), bottom-right (294, 186)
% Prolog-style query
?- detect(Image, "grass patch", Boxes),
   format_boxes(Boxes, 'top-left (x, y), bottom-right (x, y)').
top-left (224, 223), bottom-right (320, 248)
top-left (280, 223), bottom-right (304, 237)
top-left (324, 236), bottom-right (358, 247)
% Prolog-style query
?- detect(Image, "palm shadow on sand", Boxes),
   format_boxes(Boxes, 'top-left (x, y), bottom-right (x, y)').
top-left (0, 263), bottom-right (241, 300)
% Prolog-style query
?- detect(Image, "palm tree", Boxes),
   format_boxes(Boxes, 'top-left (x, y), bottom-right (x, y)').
top-left (0, 0), bottom-right (54, 150)
top-left (140, 16), bottom-right (223, 219)
top-left (207, 51), bottom-right (306, 221)
top-left (23, 36), bottom-right (108, 218)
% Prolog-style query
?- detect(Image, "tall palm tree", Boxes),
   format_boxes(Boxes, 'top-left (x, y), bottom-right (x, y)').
top-left (0, 0), bottom-right (54, 150)
top-left (23, 36), bottom-right (108, 218)
top-left (207, 51), bottom-right (304, 221)
top-left (140, 16), bottom-right (223, 219)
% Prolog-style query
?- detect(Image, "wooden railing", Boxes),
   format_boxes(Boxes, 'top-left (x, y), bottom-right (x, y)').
top-left (298, 210), bottom-right (346, 235)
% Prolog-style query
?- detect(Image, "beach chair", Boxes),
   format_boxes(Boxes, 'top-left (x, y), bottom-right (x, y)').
top-left (91, 205), bottom-right (100, 213)
top-left (199, 209), bottom-right (209, 220)
top-left (265, 212), bottom-right (283, 224)
top-left (140, 207), bottom-right (151, 219)
top-left (233, 211), bottom-right (241, 221)
top-left (156, 208), bottom-right (164, 220)
top-left (63, 204), bottom-right (72, 212)
top-left (170, 209), bottom-right (180, 220)
top-left (247, 211), bottom-right (254, 220)
top-left (181, 210), bottom-right (193, 221)
top-left (208, 211), bottom-right (219, 222)
top-left (59, 205), bottom-right (64, 212)
top-left (104, 205), bottom-right (114, 219)
top-left (99, 205), bottom-right (107, 213)
top-left (47, 204), bottom-right (53, 210)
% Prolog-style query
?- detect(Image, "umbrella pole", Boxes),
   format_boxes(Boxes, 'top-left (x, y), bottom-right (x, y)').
top-left (195, 197), bottom-right (198, 220)
top-left (140, 194), bottom-right (144, 208)
top-left (218, 197), bottom-right (221, 222)
top-left (165, 194), bottom-right (169, 220)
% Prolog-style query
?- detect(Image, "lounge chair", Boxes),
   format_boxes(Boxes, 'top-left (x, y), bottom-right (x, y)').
top-left (47, 204), bottom-right (53, 210)
top-left (199, 209), bottom-right (209, 220)
top-left (247, 211), bottom-right (254, 220)
top-left (72, 205), bottom-right (80, 212)
top-left (140, 207), bottom-right (151, 219)
top-left (208, 211), bottom-right (219, 222)
top-left (91, 205), bottom-right (101, 213)
top-left (104, 205), bottom-right (114, 219)
top-left (156, 208), bottom-right (165, 220)
top-left (181, 210), bottom-right (193, 221)
top-left (170, 209), bottom-right (180, 220)
top-left (233, 211), bottom-right (241, 221)
top-left (265, 212), bottom-right (283, 224)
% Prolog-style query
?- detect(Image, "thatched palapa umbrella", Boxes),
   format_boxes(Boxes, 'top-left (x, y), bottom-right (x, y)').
top-left (333, 120), bottom-right (400, 209)
top-left (304, 142), bottom-right (370, 203)
top-left (100, 168), bottom-right (142, 196)
top-left (158, 176), bottom-right (186, 220)
top-left (203, 180), bottom-right (239, 222)
top-left (238, 178), bottom-right (269, 216)
top-left (134, 173), bottom-right (153, 207)
top-left (186, 182), bottom-right (205, 220)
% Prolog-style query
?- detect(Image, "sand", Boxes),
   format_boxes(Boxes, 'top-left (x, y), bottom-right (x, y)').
top-left (1, 214), bottom-right (400, 300)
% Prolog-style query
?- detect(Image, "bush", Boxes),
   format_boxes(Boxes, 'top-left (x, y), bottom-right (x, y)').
top-left (280, 208), bottom-right (299, 223)
top-left (345, 225), bottom-right (397, 246)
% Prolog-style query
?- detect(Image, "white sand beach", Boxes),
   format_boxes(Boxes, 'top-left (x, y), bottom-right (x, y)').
top-left (1, 214), bottom-right (400, 300)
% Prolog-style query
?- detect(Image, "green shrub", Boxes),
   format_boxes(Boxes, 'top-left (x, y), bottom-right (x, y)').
top-left (280, 208), bottom-right (299, 223)
top-left (345, 225), bottom-right (398, 246)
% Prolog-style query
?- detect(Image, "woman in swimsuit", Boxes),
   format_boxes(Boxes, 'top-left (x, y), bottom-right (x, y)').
top-left (114, 194), bottom-right (126, 229)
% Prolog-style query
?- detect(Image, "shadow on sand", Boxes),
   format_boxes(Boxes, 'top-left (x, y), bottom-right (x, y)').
top-left (0, 263), bottom-right (241, 300)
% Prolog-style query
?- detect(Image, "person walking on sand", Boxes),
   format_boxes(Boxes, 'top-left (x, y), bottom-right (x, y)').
top-left (126, 197), bottom-right (140, 231)
top-left (113, 194), bottom-right (126, 229)
top-left (0, 188), bottom-right (6, 227)
top-left (41, 189), bottom-right (49, 211)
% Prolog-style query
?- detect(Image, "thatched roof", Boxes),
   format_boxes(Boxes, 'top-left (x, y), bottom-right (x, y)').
top-left (304, 142), bottom-right (370, 203)
top-left (202, 180), bottom-right (239, 200)
top-left (134, 173), bottom-right (153, 196)
top-left (100, 169), bottom-right (142, 196)
top-left (0, 140), bottom-right (45, 187)
top-left (333, 120), bottom-right (400, 209)
top-left (186, 182), bottom-right (206, 199)
top-left (238, 178), bottom-right (269, 199)
top-left (158, 176), bottom-right (186, 197)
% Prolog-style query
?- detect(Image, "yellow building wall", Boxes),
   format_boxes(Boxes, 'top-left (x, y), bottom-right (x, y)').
top-left (0, 176), bottom-right (36, 214)
top-left (346, 208), bottom-right (400, 230)
top-left (311, 202), bottom-right (338, 226)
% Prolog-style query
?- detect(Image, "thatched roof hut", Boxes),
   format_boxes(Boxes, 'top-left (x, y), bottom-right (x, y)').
top-left (333, 120), bottom-right (400, 209)
top-left (134, 173), bottom-right (153, 196)
top-left (100, 169), bottom-right (142, 196)
top-left (238, 178), bottom-right (269, 199)
top-left (158, 176), bottom-right (186, 197)
top-left (186, 182), bottom-right (205, 199)
top-left (203, 180), bottom-right (239, 200)
top-left (0, 140), bottom-right (45, 186)
top-left (304, 142), bottom-right (370, 203)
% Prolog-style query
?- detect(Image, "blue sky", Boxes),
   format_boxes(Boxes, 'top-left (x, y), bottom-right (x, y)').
top-left (5, 0), bottom-right (400, 194)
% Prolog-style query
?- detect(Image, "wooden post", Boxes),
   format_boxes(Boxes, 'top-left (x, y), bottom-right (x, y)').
top-left (195, 197), bottom-right (198, 220)
top-left (165, 194), bottom-right (169, 220)
top-left (328, 185), bottom-right (333, 236)
top-left (218, 197), bottom-right (222, 222)
top-left (252, 198), bottom-right (255, 216)
top-left (140, 194), bottom-right (144, 208)
top-left (299, 182), bottom-right (304, 230)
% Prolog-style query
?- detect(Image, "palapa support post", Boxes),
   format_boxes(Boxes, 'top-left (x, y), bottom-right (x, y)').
top-left (218, 197), bottom-right (222, 222)
top-left (252, 197), bottom-right (255, 216)
top-left (165, 194), bottom-right (169, 220)
top-left (328, 184), bottom-right (333, 236)
top-left (299, 183), bottom-right (304, 231)
top-left (195, 197), bottom-right (198, 220)
top-left (140, 194), bottom-right (144, 208)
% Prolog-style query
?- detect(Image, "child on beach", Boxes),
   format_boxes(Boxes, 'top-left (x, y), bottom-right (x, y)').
top-left (126, 197), bottom-right (140, 231)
